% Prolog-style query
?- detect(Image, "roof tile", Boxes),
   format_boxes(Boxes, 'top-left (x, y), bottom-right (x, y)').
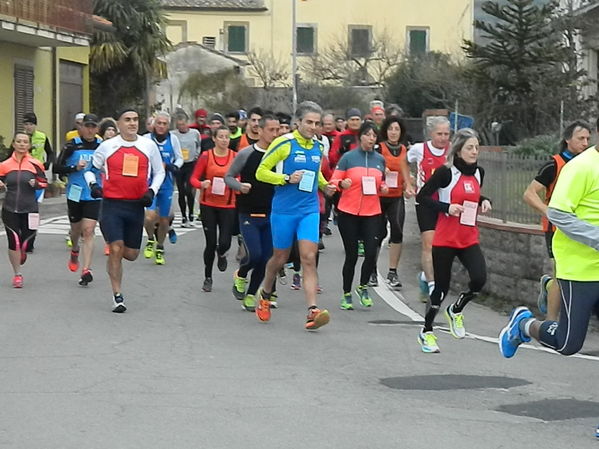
top-left (160, 0), bottom-right (265, 9)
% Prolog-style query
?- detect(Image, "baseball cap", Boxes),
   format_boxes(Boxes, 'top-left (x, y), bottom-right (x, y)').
top-left (195, 108), bottom-right (208, 118)
top-left (23, 112), bottom-right (37, 124)
top-left (75, 112), bottom-right (85, 121)
top-left (82, 114), bottom-right (99, 126)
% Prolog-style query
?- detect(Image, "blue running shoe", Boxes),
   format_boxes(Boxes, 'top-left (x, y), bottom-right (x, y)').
top-left (537, 275), bottom-right (551, 315)
top-left (499, 306), bottom-right (533, 358)
top-left (418, 271), bottom-right (428, 302)
top-left (168, 228), bottom-right (177, 244)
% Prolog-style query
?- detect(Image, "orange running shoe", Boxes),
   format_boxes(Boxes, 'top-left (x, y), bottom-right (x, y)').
top-left (255, 289), bottom-right (271, 322)
top-left (104, 243), bottom-right (110, 256)
top-left (305, 307), bottom-right (330, 330)
top-left (68, 250), bottom-right (80, 272)
top-left (12, 274), bottom-right (23, 288)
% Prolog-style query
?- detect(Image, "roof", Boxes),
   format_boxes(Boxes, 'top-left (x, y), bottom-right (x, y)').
top-left (160, 0), bottom-right (266, 10)
top-left (171, 41), bottom-right (249, 65)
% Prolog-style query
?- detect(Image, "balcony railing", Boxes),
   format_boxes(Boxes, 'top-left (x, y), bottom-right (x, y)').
top-left (0, 0), bottom-right (93, 35)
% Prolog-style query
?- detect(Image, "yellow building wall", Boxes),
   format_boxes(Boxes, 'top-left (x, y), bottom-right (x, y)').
top-left (56, 46), bottom-right (91, 113)
top-left (164, 0), bottom-right (473, 80)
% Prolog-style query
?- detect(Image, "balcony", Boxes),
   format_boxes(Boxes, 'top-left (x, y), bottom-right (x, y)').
top-left (0, 0), bottom-right (93, 47)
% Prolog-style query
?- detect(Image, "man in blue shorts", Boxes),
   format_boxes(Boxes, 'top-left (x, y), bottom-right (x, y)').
top-left (143, 112), bottom-right (183, 265)
top-left (84, 109), bottom-right (165, 312)
top-left (255, 101), bottom-right (336, 330)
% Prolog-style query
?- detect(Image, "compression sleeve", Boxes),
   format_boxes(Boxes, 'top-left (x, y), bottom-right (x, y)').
top-left (225, 146), bottom-right (252, 191)
top-left (415, 165), bottom-right (452, 213)
top-left (53, 144), bottom-right (77, 175)
top-left (148, 143), bottom-right (166, 194)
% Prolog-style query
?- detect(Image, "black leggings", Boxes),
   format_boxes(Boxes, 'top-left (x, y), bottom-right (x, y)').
top-left (2, 209), bottom-right (36, 252)
top-left (338, 212), bottom-right (381, 293)
top-left (176, 162), bottom-right (196, 219)
top-left (374, 196), bottom-right (405, 273)
top-left (200, 204), bottom-right (235, 278)
top-left (424, 244), bottom-right (487, 332)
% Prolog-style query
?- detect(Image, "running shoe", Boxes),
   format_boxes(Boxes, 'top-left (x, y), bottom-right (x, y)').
top-left (112, 294), bottom-right (126, 313)
top-left (386, 271), bottom-right (402, 289)
top-left (279, 267), bottom-right (287, 285)
top-left (418, 271), bottom-right (429, 303)
top-left (256, 289), bottom-right (271, 322)
top-left (418, 330), bottom-right (440, 353)
top-left (202, 278), bottom-right (213, 292)
top-left (232, 270), bottom-right (247, 300)
top-left (323, 226), bottom-right (332, 236)
top-left (242, 294), bottom-right (256, 312)
top-left (291, 273), bottom-right (301, 290)
top-left (144, 239), bottom-right (156, 259)
top-left (340, 292), bottom-right (354, 310)
top-left (305, 307), bottom-right (330, 330)
top-left (355, 285), bottom-right (373, 307)
top-left (12, 274), bottom-right (23, 289)
top-left (155, 248), bottom-right (165, 265)
top-left (499, 306), bottom-right (533, 358)
top-left (269, 291), bottom-right (278, 308)
top-left (104, 243), bottom-right (110, 256)
top-left (79, 269), bottom-right (93, 286)
top-left (318, 238), bottom-right (325, 250)
top-left (217, 254), bottom-right (228, 272)
top-left (168, 228), bottom-right (177, 244)
top-left (445, 304), bottom-right (466, 339)
top-left (368, 272), bottom-right (378, 287)
top-left (537, 274), bottom-right (552, 315)
top-left (357, 241), bottom-right (365, 257)
top-left (68, 250), bottom-right (80, 272)
top-left (181, 217), bottom-right (189, 228)
top-left (66, 235), bottom-right (73, 248)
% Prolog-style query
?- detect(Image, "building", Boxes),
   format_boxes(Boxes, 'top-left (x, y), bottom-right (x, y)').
top-left (575, 1), bottom-right (599, 98)
top-left (161, 0), bottom-right (474, 84)
top-left (0, 0), bottom-right (95, 149)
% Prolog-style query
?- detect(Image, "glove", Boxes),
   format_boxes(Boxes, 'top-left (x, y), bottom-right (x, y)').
top-left (90, 183), bottom-right (103, 199)
top-left (166, 163), bottom-right (180, 175)
top-left (140, 189), bottom-right (155, 207)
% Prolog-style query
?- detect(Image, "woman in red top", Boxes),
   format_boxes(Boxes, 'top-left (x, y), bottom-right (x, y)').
top-left (330, 121), bottom-right (388, 310)
top-left (190, 126), bottom-right (236, 292)
top-left (372, 116), bottom-right (415, 289)
top-left (415, 128), bottom-right (492, 353)
top-left (0, 133), bottom-right (48, 288)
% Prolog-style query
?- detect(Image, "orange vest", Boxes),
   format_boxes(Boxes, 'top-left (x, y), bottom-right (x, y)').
top-left (200, 150), bottom-right (236, 208)
top-left (379, 142), bottom-right (407, 198)
top-left (541, 154), bottom-right (566, 232)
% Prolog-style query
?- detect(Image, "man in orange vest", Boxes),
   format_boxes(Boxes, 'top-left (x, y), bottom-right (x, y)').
top-left (523, 120), bottom-right (591, 321)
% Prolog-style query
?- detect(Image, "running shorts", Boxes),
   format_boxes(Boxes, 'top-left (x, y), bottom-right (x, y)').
top-left (147, 189), bottom-right (174, 218)
top-left (67, 199), bottom-right (101, 223)
top-left (99, 199), bottom-right (145, 249)
top-left (270, 212), bottom-right (320, 249)
top-left (416, 203), bottom-right (438, 233)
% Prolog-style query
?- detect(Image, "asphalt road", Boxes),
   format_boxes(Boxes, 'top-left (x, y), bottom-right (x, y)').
top-left (1, 196), bottom-right (598, 449)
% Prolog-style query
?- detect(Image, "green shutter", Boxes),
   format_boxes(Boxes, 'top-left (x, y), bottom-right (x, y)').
top-left (351, 28), bottom-right (370, 56)
top-left (297, 27), bottom-right (314, 54)
top-left (228, 25), bottom-right (246, 53)
top-left (409, 30), bottom-right (427, 56)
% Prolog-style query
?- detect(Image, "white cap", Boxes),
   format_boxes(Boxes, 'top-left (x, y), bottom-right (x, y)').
top-left (75, 112), bottom-right (85, 121)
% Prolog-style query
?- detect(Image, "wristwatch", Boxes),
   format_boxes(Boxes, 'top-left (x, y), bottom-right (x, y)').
top-left (284, 174), bottom-right (290, 184)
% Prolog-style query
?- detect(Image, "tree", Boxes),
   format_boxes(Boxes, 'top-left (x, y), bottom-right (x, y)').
top-left (301, 29), bottom-right (403, 87)
top-left (90, 0), bottom-right (172, 117)
top-left (246, 48), bottom-right (290, 90)
top-left (462, 0), bottom-right (589, 138)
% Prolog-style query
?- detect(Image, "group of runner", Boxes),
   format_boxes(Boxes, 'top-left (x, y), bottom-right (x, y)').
top-left (2, 102), bottom-right (599, 359)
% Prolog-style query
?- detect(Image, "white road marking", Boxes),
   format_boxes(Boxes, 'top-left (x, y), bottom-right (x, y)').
top-left (373, 272), bottom-right (599, 362)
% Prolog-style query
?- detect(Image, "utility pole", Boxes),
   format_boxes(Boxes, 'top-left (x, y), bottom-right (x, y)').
top-left (291, 0), bottom-right (298, 115)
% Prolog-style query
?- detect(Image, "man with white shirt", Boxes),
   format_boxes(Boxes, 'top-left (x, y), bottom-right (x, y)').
top-left (85, 108), bottom-right (165, 312)
top-left (407, 117), bottom-right (451, 301)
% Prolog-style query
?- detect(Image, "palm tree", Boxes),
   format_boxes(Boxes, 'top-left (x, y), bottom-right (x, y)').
top-left (91, 0), bottom-right (172, 117)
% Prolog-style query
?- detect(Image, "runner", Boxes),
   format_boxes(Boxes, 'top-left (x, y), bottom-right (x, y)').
top-left (416, 128), bottom-right (492, 353)
top-left (84, 108), bottom-right (165, 313)
top-left (329, 108), bottom-right (361, 169)
top-left (372, 116), bottom-right (415, 289)
top-left (371, 105), bottom-right (386, 130)
top-left (276, 112), bottom-right (292, 136)
top-left (335, 116), bottom-right (346, 132)
top-left (142, 112), bottom-right (183, 265)
top-left (522, 120), bottom-right (591, 320)
top-left (200, 114), bottom-right (225, 153)
top-left (65, 112), bottom-right (85, 142)
top-left (99, 118), bottom-right (118, 140)
top-left (225, 113), bottom-right (280, 311)
top-left (0, 132), bottom-right (48, 287)
top-left (322, 113), bottom-right (339, 148)
top-left (53, 114), bottom-right (103, 285)
top-left (237, 107), bottom-right (263, 149)
top-left (226, 111), bottom-right (243, 151)
top-left (189, 108), bottom-right (211, 138)
top-left (172, 113), bottom-right (201, 228)
top-left (329, 121), bottom-right (387, 310)
top-left (190, 125), bottom-right (237, 292)
top-left (254, 101), bottom-right (335, 330)
top-left (499, 129), bottom-right (599, 359)
top-left (407, 117), bottom-right (451, 302)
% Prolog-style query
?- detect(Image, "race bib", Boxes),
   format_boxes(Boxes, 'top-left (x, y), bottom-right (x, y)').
top-left (181, 149), bottom-right (190, 161)
top-left (122, 154), bottom-right (139, 177)
top-left (460, 200), bottom-right (478, 226)
top-left (362, 176), bottom-right (377, 195)
top-left (386, 171), bottom-right (399, 189)
top-left (298, 170), bottom-right (315, 192)
top-left (28, 213), bottom-right (40, 230)
top-left (211, 177), bottom-right (226, 196)
top-left (67, 184), bottom-right (83, 203)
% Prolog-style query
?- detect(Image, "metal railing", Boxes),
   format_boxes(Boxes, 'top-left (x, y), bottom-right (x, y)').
top-left (477, 150), bottom-right (548, 225)
top-left (0, 0), bottom-right (93, 35)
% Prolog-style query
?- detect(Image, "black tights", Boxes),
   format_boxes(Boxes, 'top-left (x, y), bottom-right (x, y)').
top-left (200, 205), bottom-right (235, 278)
top-left (176, 162), bottom-right (196, 219)
top-left (424, 244), bottom-right (487, 332)
top-left (338, 212), bottom-right (381, 293)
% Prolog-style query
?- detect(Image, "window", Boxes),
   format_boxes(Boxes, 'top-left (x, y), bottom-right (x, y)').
top-left (349, 26), bottom-right (372, 57)
top-left (14, 65), bottom-right (34, 133)
top-left (296, 25), bottom-right (316, 55)
top-left (408, 28), bottom-right (429, 56)
top-left (225, 22), bottom-right (248, 54)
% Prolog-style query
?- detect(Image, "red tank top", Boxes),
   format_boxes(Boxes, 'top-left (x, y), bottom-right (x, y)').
top-left (433, 166), bottom-right (481, 249)
top-left (200, 150), bottom-right (236, 208)
top-left (418, 141), bottom-right (447, 193)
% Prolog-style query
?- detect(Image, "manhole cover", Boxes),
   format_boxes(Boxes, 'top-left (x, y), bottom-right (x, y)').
top-left (368, 320), bottom-right (421, 326)
top-left (496, 399), bottom-right (599, 421)
top-left (380, 375), bottom-right (531, 391)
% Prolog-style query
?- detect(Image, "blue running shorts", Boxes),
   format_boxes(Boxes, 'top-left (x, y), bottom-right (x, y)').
top-left (270, 212), bottom-right (320, 250)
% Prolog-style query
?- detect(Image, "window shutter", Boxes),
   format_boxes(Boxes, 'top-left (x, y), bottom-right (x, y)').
top-left (14, 65), bottom-right (34, 133)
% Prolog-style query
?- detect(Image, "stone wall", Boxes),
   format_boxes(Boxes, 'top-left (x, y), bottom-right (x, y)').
top-left (451, 217), bottom-right (551, 308)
